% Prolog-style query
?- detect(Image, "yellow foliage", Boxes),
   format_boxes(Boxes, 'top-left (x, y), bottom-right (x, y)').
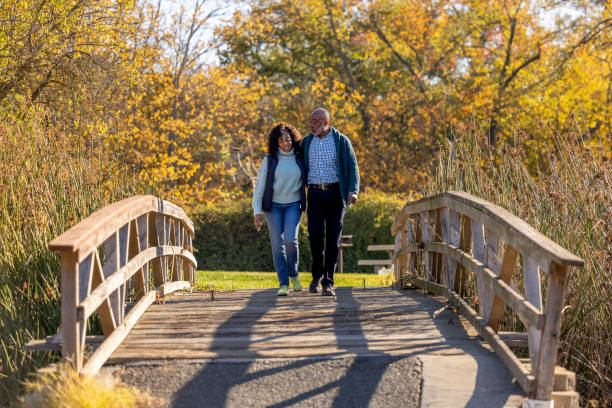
top-left (216, 0), bottom-right (611, 196)
top-left (111, 57), bottom-right (270, 208)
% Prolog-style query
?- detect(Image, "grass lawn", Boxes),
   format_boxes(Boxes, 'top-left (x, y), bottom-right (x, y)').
top-left (195, 270), bottom-right (393, 290)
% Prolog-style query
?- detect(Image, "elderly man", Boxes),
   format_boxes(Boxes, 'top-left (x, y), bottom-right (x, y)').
top-left (302, 108), bottom-right (359, 296)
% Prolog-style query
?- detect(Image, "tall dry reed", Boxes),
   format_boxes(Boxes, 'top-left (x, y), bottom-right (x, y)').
top-left (0, 103), bottom-right (142, 406)
top-left (426, 120), bottom-right (611, 404)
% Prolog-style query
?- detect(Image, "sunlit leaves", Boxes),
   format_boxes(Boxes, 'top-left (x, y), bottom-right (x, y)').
top-left (0, 0), bottom-right (137, 112)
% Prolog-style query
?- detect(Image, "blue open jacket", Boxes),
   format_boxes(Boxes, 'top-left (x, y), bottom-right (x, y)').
top-left (301, 127), bottom-right (360, 208)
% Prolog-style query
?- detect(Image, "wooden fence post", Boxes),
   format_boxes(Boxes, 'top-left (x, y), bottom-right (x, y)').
top-left (471, 220), bottom-right (487, 317)
top-left (412, 217), bottom-right (422, 276)
top-left (188, 232), bottom-right (195, 282)
top-left (149, 213), bottom-right (164, 287)
top-left (441, 208), bottom-right (461, 289)
top-left (454, 215), bottom-right (471, 296)
top-left (421, 212), bottom-right (434, 281)
top-left (400, 222), bottom-right (410, 285)
top-left (536, 262), bottom-right (568, 400)
top-left (433, 209), bottom-right (443, 283)
top-left (524, 257), bottom-right (544, 372)
top-left (102, 232), bottom-right (121, 326)
top-left (394, 227), bottom-right (401, 284)
top-left (60, 250), bottom-right (82, 370)
top-left (481, 227), bottom-right (501, 321)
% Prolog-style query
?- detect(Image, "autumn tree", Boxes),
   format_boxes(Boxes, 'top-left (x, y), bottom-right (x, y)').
top-left (110, 0), bottom-right (271, 207)
top-left (219, 0), bottom-right (610, 194)
top-left (218, 0), bottom-right (447, 193)
top-left (0, 0), bottom-right (138, 133)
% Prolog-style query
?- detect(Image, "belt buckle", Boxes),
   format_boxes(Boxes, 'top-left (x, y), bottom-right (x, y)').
top-left (320, 183), bottom-right (329, 191)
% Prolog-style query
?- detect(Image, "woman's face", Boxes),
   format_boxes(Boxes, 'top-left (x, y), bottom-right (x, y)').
top-left (278, 130), bottom-right (292, 153)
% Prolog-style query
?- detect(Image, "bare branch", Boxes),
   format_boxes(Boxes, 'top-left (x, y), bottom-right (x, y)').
top-left (503, 47), bottom-right (541, 90)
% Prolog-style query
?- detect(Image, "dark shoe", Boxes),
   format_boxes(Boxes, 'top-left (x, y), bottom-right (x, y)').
top-left (321, 286), bottom-right (335, 296)
top-left (309, 278), bottom-right (321, 293)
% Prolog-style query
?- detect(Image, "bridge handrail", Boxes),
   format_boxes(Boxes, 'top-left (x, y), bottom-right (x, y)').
top-left (49, 195), bottom-right (194, 261)
top-left (391, 191), bottom-right (583, 268)
top-left (45, 195), bottom-right (197, 375)
top-left (391, 190), bottom-right (583, 403)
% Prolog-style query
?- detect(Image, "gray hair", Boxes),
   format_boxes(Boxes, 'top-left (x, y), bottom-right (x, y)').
top-left (311, 108), bottom-right (330, 122)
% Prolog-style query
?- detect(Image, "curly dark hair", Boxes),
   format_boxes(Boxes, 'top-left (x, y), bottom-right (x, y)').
top-left (267, 122), bottom-right (302, 156)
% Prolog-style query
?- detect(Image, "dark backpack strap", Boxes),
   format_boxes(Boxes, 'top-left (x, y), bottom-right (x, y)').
top-left (295, 155), bottom-right (307, 212)
top-left (261, 155), bottom-right (278, 212)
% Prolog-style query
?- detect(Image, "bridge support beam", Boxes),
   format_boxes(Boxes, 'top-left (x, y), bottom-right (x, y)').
top-left (60, 250), bottom-right (82, 371)
top-left (536, 262), bottom-right (568, 400)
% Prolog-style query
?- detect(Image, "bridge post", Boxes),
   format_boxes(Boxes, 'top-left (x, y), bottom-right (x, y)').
top-left (421, 212), bottom-right (434, 281)
top-left (440, 208), bottom-right (461, 289)
top-left (433, 209), bottom-right (444, 283)
top-left (149, 213), bottom-right (165, 287)
top-left (535, 262), bottom-right (568, 401)
top-left (398, 222), bottom-right (409, 285)
top-left (454, 215), bottom-right (471, 296)
top-left (60, 250), bottom-right (82, 371)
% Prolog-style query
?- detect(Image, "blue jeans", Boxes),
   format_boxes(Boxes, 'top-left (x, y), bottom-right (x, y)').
top-left (264, 201), bottom-right (302, 287)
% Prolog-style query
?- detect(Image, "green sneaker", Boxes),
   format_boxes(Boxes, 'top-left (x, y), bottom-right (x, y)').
top-left (290, 276), bottom-right (302, 292)
top-left (277, 285), bottom-right (289, 296)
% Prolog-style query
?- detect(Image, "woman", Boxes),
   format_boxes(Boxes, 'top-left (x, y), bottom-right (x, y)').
top-left (252, 123), bottom-right (307, 296)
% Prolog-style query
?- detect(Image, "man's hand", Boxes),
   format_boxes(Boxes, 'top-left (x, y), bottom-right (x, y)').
top-left (348, 193), bottom-right (358, 205)
top-left (254, 214), bottom-right (263, 231)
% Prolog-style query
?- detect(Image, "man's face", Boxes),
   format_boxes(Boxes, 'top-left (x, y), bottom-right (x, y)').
top-left (310, 114), bottom-right (327, 136)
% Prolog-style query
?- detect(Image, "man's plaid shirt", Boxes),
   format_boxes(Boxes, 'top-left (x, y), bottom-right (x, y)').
top-left (307, 131), bottom-right (339, 184)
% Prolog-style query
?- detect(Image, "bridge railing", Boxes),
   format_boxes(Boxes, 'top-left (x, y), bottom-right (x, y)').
top-left (391, 191), bottom-right (583, 402)
top-left (43, 195), bottom-right (196, 375)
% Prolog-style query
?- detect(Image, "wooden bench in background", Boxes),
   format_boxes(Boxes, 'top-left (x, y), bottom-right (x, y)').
top-left (358, 244), bottom-right (394, 273)
top-left (337, 235), bottom-right (353, 274)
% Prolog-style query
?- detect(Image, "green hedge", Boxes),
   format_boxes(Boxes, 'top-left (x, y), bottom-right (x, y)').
top-left (192, 192), bottom-right (405, 273)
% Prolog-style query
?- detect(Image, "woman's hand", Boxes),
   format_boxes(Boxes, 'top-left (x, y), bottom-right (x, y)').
top-left (254, 214), bottom-right (263, 231)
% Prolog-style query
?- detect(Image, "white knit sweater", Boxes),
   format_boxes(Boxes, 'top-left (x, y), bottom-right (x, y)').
top-left (252, 148), bottom-right (302, 215)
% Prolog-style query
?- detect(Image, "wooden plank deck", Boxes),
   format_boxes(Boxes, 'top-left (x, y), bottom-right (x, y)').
top-left (111, 286), bottom-right (488, 362)
top-left (109, 287), bottom-right (525, 407)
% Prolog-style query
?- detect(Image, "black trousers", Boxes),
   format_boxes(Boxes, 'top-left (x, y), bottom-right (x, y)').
top-left (307, 186), bottom-right (346, 288)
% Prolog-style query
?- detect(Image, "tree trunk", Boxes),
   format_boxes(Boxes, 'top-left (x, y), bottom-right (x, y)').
top-left (488, 117), bottom-right (498, 146)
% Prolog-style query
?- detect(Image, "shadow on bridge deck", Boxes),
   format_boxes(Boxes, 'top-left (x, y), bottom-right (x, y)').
top-left (111, 287), bottom-right (524, 407)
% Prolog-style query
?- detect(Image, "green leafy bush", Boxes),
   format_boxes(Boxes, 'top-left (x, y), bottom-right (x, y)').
top-left (192, 192), bottom-right (405, 273)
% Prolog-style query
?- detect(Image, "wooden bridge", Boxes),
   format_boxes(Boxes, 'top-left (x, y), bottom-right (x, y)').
top-left (27, 192), bottom-right (584, 407)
